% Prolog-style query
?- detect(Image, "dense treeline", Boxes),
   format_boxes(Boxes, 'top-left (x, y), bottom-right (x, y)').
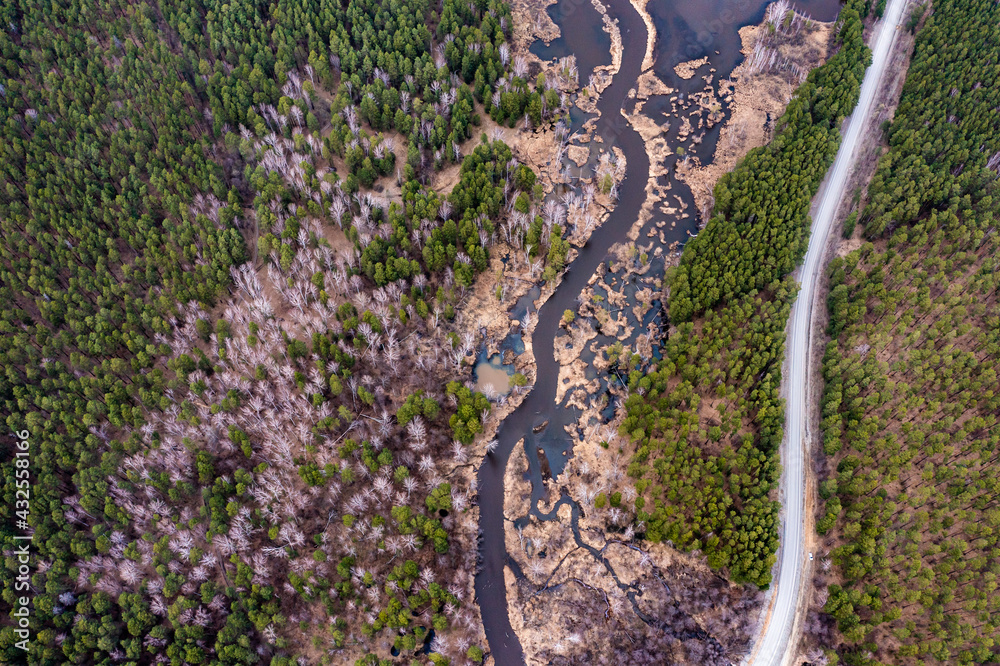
top-left (0, 0), bottom-right (562, 663)
top-left (620, 282), bottom-right (796, 585)
top-left (816, 0), bottom-right (1000, 662)
top-left (620, 0), bottom-right (872, 588)
top-left (1, 4), bottom-right (250, 662)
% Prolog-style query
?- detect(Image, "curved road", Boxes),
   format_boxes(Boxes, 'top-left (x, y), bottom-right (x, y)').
top-left (747, 1), bottom-right (908, 664)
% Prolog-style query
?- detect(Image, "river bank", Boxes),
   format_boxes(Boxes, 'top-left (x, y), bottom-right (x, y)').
top-left (473, 0), bottom-right (655, 657)
top-left (677, 3), bottom-right (834, 221)
top-left (472, 0), bottom-right (844, 663)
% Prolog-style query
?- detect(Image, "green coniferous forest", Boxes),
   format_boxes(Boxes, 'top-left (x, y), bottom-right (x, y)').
top-left (814, 0), bottom-right (1000, 662)
top-left (619, 0), bottom-right (871, 588)
top-left (0, 0), bottom-right (567, 663)
top-left (5, 0), bottom-right (996, 660)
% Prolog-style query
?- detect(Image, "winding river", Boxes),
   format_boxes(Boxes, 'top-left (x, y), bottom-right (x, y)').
top-left (474, 0), bottom-right (841, 660)
top-left (473, 0), bottom-right (652, 661)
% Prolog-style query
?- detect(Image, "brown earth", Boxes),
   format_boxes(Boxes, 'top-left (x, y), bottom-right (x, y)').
top-left (510, 0), bottom-right (560, 51)
top-left (674, 56), bottom-right (710, 80)
top-left (629, 0), bottom-right (658, 72)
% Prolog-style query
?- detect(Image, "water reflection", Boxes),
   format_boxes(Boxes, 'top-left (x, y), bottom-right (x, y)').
top-left (529, 0), bottom-right (613, 81)
top-left (474, 353), bottom-right (513, 396)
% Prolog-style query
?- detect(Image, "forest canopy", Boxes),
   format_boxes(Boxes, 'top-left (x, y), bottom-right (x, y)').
top-left (0, 0), bottom-right (561, 663)
top-left (815, 0), bottom-right (1000, 662)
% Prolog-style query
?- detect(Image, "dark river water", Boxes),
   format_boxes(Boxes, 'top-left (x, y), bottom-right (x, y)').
top-left (476, 0), bottom-right (840, 661)
top-left (646, 0), bottom-right (841, 82)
